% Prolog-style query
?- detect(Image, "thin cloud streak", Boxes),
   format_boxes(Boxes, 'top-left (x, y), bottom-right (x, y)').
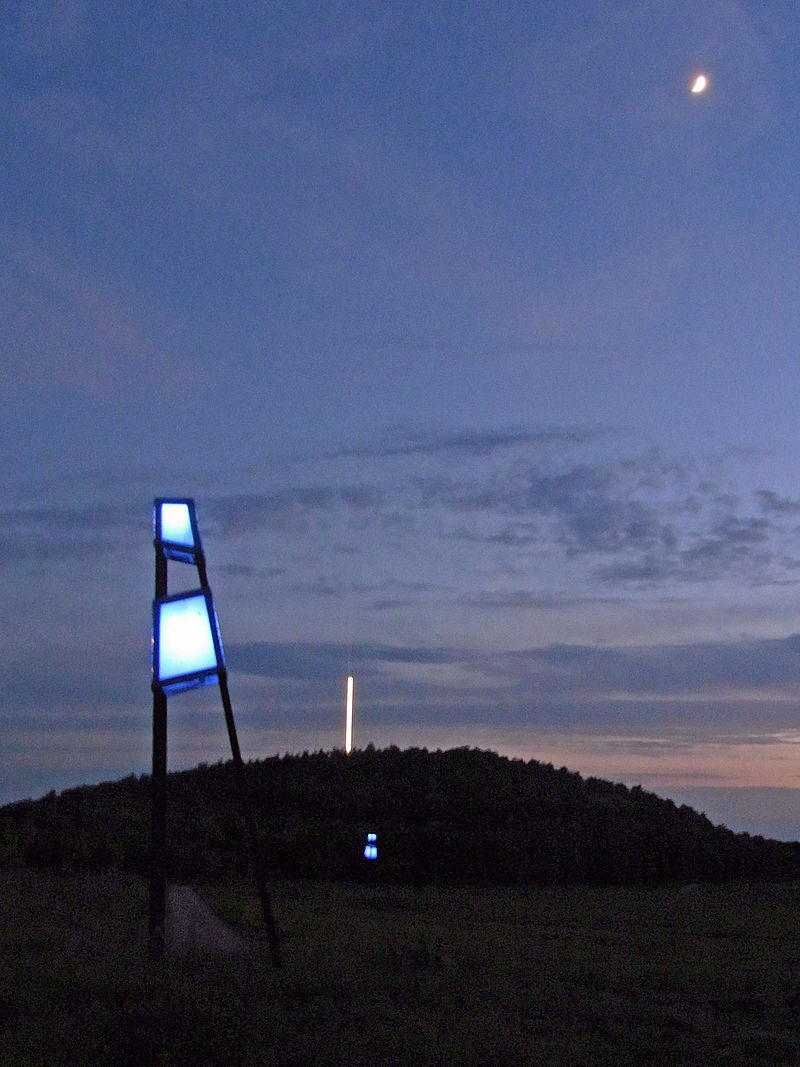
top-left (327, 425), bottom-right (609, 460)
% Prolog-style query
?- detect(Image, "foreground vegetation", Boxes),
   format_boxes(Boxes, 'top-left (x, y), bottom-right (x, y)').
top-left (2, 870), bottom-right (800, 1065)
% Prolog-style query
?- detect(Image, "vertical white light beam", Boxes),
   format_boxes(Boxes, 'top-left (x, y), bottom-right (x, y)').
top-left (345, 675), bottom-right (354, 754)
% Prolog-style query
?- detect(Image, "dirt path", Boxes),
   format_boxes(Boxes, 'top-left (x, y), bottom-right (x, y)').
top-left (166, 886), bottom-right (252, 956)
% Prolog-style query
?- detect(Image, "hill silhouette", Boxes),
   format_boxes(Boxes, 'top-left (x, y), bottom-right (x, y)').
top-left (2, 746), bottom-right (799, 884)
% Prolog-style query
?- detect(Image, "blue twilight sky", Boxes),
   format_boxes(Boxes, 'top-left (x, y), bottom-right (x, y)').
top-left (4, 1), bottom-right (800, 840)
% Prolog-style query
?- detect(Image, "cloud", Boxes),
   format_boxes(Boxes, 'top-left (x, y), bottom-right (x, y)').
top-left (459, 591), bottom-right (616, 612)
top-left (205, 486), bottom-right (386, 537)
top-left (225, 631), bottom-right (800, 744)
top-left (328, 425), bottom-right (606, 460)
top-left (496, 634), bottom-right (800, 698)
top-left (755, 490), bottom-right (800, 515)
top-left (385, 444), bottom-right (796, 588)
top-left (227, 639), bottom-right (462, 681)
top-left (0, 500), bottom-right (141, 564)
top-left (3, 430), bottom-right (797, 603)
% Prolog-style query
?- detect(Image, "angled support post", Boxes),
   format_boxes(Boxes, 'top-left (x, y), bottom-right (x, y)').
top-left (218, 670), bottom-right (282, 968)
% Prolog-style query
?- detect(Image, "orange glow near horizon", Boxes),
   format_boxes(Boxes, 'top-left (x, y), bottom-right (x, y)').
top-left (482, 733), bottom-right (800, 791)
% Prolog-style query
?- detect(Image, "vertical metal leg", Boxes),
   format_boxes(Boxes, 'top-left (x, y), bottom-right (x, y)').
top-left (149, 546), bottom-right (169, 959)
top-left (219, 672), bottom-right (282, 968)
top-left (149, 687), bottom-right (168, 959)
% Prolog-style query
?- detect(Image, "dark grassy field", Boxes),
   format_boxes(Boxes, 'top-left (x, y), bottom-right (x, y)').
top-left (2, 870), bottom-right (800, 1065)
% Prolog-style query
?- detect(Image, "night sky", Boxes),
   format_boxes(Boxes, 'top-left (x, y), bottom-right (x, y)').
top-left (4, 2), bottom-right (800, 840)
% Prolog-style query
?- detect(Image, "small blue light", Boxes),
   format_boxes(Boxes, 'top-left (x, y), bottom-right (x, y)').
top-left (364, 832), bottom-right (378, 860)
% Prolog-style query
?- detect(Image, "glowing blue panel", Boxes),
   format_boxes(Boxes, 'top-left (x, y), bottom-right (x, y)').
top-left (152, 589), bottom-right (224, 694)
top-left (154, 498), bottom-right (202, 563)
top-left (160, 502), bottom-right (194, 548)
top-left (364, 832), bottom-right (378, 860)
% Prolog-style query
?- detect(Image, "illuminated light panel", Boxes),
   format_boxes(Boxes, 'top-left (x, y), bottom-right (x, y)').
top-left (152, 588), bottom-right (225, 694)
top-left (160, 502), bottom-right (193, 546)
top-left (364, 832), bottom-right (377, 860)
top-left (153, 498), bottom-right (202, 563)
top-left (345, 675), bottom-right (354, 754)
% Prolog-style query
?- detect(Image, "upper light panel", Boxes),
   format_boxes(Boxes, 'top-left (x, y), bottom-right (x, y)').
top-left (153, 498), bottom-right (203, 563)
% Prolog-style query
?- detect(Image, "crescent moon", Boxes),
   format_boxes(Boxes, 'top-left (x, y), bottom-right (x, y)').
top-left (691, 74), bottom-right (708, 94)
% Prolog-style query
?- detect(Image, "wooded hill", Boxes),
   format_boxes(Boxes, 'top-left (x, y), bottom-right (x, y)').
top-left (2, 746), bottom-right (799, 884)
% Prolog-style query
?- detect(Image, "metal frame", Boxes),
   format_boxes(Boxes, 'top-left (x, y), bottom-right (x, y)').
top-left (148, 498), bottom-right (281, 967)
